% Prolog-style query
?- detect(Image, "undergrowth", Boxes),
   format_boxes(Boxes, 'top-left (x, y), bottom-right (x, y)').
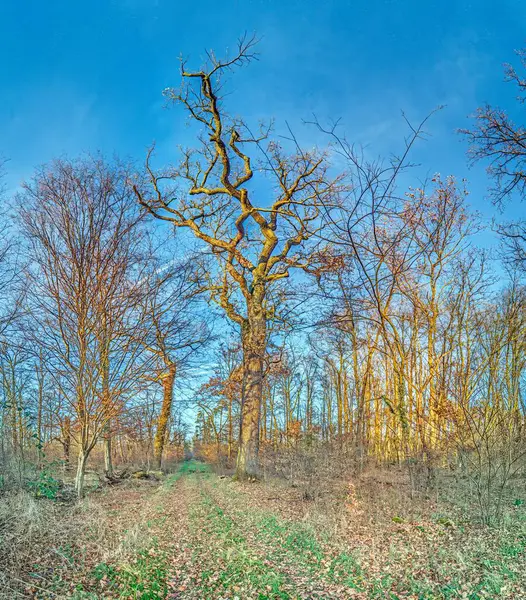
top-left (1, 460), bottom-right (524, 599)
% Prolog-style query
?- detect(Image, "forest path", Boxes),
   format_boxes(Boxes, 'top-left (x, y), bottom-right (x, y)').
top-left (18, 460), bottom-right (526, 599)
top-left (20, 460), bottom-right (361, 599)
top-left (149, 461), bottom-right (364, 600)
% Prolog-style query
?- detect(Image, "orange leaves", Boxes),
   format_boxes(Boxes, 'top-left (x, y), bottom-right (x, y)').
top-left (287, 419), bottom-right (302, 440)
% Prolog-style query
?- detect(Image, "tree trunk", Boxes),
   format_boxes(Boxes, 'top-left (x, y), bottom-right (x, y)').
top-left (103, 421), bottom-right (113, 476)
top-left (36, 363), bottom-right (44, 467)
top-left (75, 450), bottom-right (88, 499)
top-left (153, 362), bottom-right (177, 470)
top-left (235, 301), bottom-right (266, 480)
top-left (102, 351), bottom-right (113, 476)
top-left (63, 416), bottom-right (71, 471)
top-left (227, 395), bottom-right (233, 460)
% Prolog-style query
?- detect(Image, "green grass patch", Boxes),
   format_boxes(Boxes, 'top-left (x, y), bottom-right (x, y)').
top-left (163, 460), bottom-right (211, 488)
top-left (195, 475), bottom-right (526, 600)
top-left (188, 492), bottom-right (297, 598)
top-left (91, 544), bottom-right (168, 599)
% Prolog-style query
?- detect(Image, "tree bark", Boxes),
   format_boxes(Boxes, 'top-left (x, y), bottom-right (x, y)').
top-left (227, 394), bottom-right (233, 460)
top-left (36, 362), bottom-right (44, 467)
top-left (103, 421), bottom-right (113, 476)
top-left (153, 362), bottom-right (177, 470)
top-left (75, 450), bottom-right (88, 499)
top-left (63, 416), bottom-right (71, 471)
top-left (101, 350), bottom-right (113, 476)
top-left (235, 299), bottom-right (266, 480)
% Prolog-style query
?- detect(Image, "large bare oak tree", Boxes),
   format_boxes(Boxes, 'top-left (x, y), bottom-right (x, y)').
top-left (135, 37), bottom-right (340, 479)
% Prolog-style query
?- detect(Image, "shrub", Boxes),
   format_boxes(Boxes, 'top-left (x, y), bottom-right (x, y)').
top-left (27, 470), bottom-right (62, 500)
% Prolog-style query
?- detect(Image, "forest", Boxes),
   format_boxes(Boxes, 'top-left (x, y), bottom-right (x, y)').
top-left (1, 15), bottom-right (526, 600)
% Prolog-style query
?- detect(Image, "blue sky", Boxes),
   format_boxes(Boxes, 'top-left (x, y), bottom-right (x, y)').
top-left (1, 0), bottom-right (525, 235)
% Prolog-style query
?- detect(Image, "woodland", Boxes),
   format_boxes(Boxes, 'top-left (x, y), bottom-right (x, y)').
top-left (1, 35), bottom-right (526, 600)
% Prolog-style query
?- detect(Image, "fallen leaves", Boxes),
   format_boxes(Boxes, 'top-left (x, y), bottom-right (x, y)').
top-left (4, 462), bottom-right (526, 599)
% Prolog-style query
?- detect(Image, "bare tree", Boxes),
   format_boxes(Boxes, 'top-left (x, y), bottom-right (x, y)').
top-left (19, 157), bottom-right (148, 497)
top-left (135, 37), bottom-right (340, 479)
top-left (0, 161), bottom-right (19, 338)
top-left (461, 48), bottom-right (526, 269)
top-left (142, 257), bottom-right (209, 470)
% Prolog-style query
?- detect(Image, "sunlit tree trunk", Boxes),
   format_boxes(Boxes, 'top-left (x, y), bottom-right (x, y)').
top-left (103, 422), bottom-right (113, 476)
top-left (75, 380), bottom-right (89, 498)
top-left (75, 450), bottom-right (88, 500)
top-left (261, 387), bottom-right (268, 444)
top-left (153, 362), bottom-right (177, 470)
top-left (227, 393), bottom-right (233, 459)
top-left (236, 293), bottom-right (266, 480)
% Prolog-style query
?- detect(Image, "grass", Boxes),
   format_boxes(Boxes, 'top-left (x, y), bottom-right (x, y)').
top-left (177, 467), bottom-right (526, 599)
top-left (91, 545), bottom-right (169, 599)
top-left (163, 459), bottom-right (211, 488)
